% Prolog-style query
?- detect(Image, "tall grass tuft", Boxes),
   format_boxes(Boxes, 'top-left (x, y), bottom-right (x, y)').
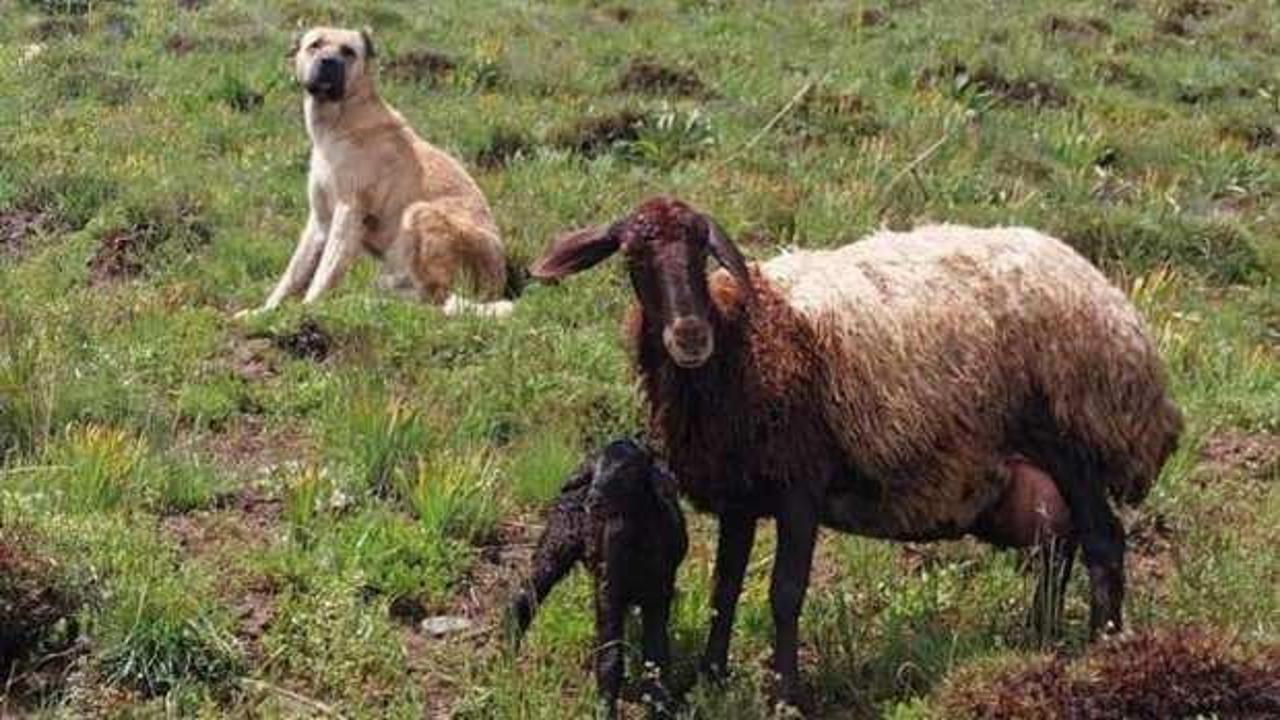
top-left (42, 424), bottom-right (144, 513)
top-left (95, 581), bottom-right (244, 696)
top-left (400, 448), bottom-right (504, 544)
top-left (343, 393), bottom-right (430, 499)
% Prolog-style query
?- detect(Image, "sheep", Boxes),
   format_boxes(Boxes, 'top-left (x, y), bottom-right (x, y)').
top-left (531, 196), bottom-right (1183, 707)
top-left (507, 439), bottom-right (688, 718)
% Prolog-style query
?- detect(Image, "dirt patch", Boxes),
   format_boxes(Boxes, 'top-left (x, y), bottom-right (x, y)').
top-left (474, 127), bottom-right (536, 169)
top-left (446, 520), bottom-right (534, 621)
top-left (1042, 14), bottom-right (1111, 40)
top-left (1221, 122), bottom-right (1279, 151)
top-left (1154, 1), bottom-right (1221, 37)
top-left (860, 8), bottom-right (888, 27)
top-left (87, 222), bottom-right (164, 284)
top-left (918, 62), bottom-right (1070, 108)
top-left (1123, 510), bottom-right (1179, 586)
top-left (1198, 430), bottom-right (1280, 483)
top-left (604, 5), bottom-right (634, 22)
top-left (786, 88), bottom-right (884, 144)
top-left (164, 33), bottom-right (196, 56)
top-left (0, 534), bottom-right (81, 705)
top-left (0, 209), bottom-right (53, 257)
top-left (940, 627), bottom-right (1280, 719)
top-left (87, 204), bottom-right (210, 285)
top-left (1097, 59), bottom-right (1150, 89)
top-left (162, 486), bottom-right (283, 558)
top-left (195, 417), bottom-right (311, 479)
top-left (550, 109), bottom-right (649, 158)
top-left (616, 57), bottom-right (707, 97)
top-left (273, 318), bottom-right (333, 362)
top-left (384, 49), bottom-right (457, 85)
top-left (30, 16), bottom-right (86, 40)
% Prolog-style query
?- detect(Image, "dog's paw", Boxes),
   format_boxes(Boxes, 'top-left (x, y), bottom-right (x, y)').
top-left (442, 295), bottom-right (514, 319)
top-left (233, 306), bottom-right (266, 321)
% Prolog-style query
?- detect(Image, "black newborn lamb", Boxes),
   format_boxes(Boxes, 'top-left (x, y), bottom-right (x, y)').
top-left (508, 439), bottom-right (688, 717)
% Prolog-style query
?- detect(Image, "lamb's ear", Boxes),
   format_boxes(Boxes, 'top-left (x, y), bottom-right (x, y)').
top-left (702, 215), bottom-right (752, 294)
top-left (531, 223), bottom-right (620, 281)
top-left (360, 28), bottom-right (376, 59)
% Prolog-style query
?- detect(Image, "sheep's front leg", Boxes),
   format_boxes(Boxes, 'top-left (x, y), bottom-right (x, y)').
top-left (770, 494), bottom-right (818, 708)
top-left (701, 512), bottom-right (756, 681)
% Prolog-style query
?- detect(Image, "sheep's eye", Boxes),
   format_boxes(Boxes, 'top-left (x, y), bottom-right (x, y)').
top-left (339, 44), bottom-right (356, 58)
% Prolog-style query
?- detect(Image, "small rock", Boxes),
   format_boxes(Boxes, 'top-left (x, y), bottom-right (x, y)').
top-left (421, 615), bottom-right (473, 638)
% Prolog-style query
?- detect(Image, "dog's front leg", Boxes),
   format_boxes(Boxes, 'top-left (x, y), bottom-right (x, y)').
top-left (302, 203), bottom-right (364, 304)
top-left (262, 213), bottom-right (327, 310)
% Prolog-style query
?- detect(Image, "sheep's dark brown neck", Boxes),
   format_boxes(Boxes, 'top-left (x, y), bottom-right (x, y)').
top-left (629, 270), bottom-right (841, 517)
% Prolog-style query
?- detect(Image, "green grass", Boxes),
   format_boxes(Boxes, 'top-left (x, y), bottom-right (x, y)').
top-left (1, 0), bottom-right (1277, 716)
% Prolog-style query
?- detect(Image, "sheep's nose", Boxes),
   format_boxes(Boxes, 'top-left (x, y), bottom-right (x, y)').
top-left (664, 316), bottom-right (714, 368)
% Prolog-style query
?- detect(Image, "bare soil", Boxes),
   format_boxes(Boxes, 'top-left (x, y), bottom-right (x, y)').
top-left (918, 62), bottom-right (1071, 108)
top-left (1041, 14), bottom-right (1111, 40)
top-left (941, 628), bottom-right (1280, 719)
top-left (273, 318), bottom-right (333, 362)
top-left (474, 127), bottom-right (536, 170)
top-left (551, 110), bottom-right (649, 158)
top-left (616, 57), bottom-right (707, 97)
top-left (384, 50), bottom-right (457, 85)
top-left (0, 209), bottom-right (52, 257)
top-left (0, 535), bottom-right (81, 706)
top-left (1198, 430), bottom-right (1279, 483)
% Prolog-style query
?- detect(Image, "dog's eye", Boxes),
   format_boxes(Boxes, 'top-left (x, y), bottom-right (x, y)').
top-left (339, 44), bottom-right (356, 58)
top-left (307, 39), bottom-right (324, 51)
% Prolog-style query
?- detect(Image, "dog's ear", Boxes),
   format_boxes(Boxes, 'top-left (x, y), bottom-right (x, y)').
top-left (360, 28), bottom-right (376, 59)
top-left (286, 31), bottom-right (302, 60)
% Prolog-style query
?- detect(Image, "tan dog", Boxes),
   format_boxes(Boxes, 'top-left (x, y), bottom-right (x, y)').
top-left (238, 27), bottom-right (511, 318)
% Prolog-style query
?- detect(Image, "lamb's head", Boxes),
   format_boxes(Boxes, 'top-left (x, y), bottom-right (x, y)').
top-left (585, 439), bottom-right (654, 514)
top-left (532, 196), bottom-right (752, 369)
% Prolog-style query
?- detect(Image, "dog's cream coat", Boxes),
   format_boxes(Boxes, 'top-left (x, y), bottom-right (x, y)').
top-left (239, 27), bottom-right (511, 318)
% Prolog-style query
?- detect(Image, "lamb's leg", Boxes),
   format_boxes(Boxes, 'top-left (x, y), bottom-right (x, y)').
top-left (769, 494), bottom-right (819, 708)
top-left (594, 578), bottom-right (627, 719)
top-left (700, 512), bottom-right (756, 681)
top-left (507, 517), bottom-right (583, 646)
top-left (640, 597), bottom-right (675, 716)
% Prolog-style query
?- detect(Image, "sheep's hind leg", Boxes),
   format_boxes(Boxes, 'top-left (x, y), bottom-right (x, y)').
top-left (700, 512), bottom-right (756, 682)
top-left (1046, 452), bottom-right (1126, 638)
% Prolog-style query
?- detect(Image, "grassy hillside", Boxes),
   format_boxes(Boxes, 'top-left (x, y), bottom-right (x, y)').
top-left (1, 0), bottom-right (1277, 717)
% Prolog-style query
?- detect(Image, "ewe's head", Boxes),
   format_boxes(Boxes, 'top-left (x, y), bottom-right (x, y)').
top-left (532, 197), bottom-right (752, 369)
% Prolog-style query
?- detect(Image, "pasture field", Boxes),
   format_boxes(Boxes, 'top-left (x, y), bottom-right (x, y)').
top-left (1, 0), bottom-right (1277, 717)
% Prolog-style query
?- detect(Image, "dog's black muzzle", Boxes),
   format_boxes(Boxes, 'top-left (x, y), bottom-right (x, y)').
top-left (305, 57), bottom-right (346, 102)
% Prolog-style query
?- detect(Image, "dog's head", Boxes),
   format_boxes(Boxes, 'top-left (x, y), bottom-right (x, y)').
top-left (291, 26), bottom-right (376, 103)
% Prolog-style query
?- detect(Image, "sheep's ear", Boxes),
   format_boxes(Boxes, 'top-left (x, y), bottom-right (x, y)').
top-left (531, 223), bottom-right (620, 281)
top-left (360, 27), bottom-right (376, 59)
top-left (702, 215), bottom-right (752, 295)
